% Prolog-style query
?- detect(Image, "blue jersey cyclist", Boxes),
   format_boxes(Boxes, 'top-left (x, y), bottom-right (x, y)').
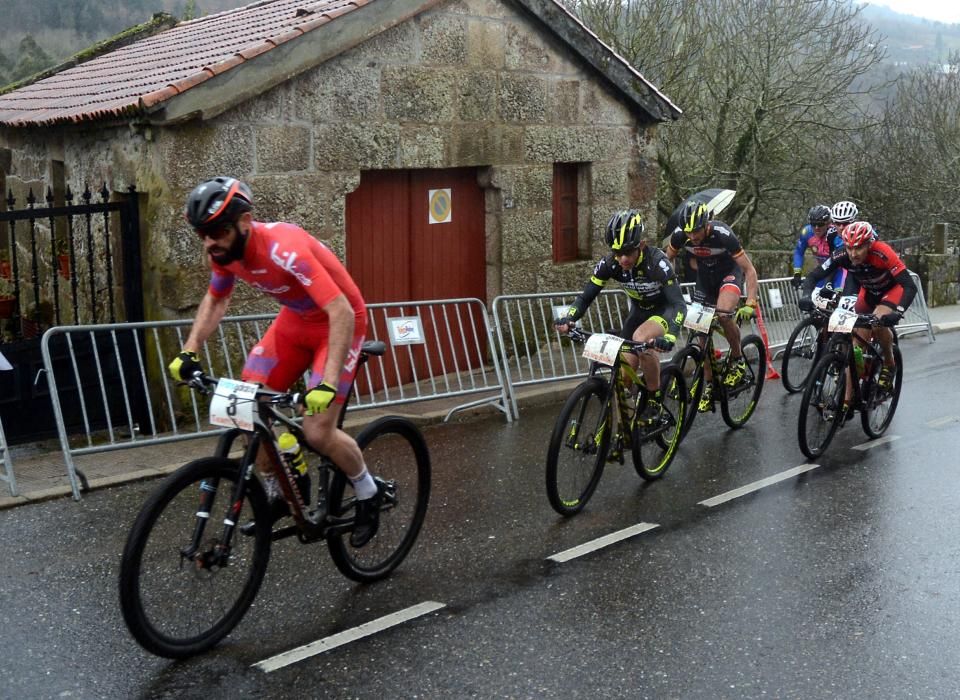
top-left (556, 210), bottom-right (686, 425)
top-left (792, 204), bottom-right (845, 290)
top-left (665, 199), bottom-right (760, 412)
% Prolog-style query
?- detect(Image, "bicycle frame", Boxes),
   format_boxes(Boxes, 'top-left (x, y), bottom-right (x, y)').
top-left (184, 351), bottom-right (378, 555)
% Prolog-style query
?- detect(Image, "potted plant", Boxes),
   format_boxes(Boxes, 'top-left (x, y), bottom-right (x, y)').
top-left (0, 276), bottom-right (16, 319)
top-left (21, 299), bottom-right (53, 339)
top-left (55, 235), bottom-right (72, 279)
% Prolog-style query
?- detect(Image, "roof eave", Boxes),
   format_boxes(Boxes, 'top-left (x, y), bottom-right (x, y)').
top-left (145, 0), bottom-right (444, 125)
top-left (509, 0), bottom-right (682, 123)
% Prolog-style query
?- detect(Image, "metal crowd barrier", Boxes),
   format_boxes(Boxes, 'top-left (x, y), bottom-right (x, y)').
top-left (7, 272), bottom-right (936, 499)
top-left (492, 289), bottom-right (658, 419)
top-left (38, 298), bottom-right (509, 500)
top-left (0, 417), bottom-right (16, 497)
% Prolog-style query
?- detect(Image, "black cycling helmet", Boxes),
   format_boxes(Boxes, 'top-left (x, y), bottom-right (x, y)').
top-left (604, 210), bottom-right (645, 252)
top-left (679, 199), bottom-right (710, 233)
top-left (808, 204), bottom-right (831, 226)
top-left (184, 177), bottom-right (253, 231)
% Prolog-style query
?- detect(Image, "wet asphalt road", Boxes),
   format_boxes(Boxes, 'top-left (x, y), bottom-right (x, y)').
top-left (1, 331), bottom-right (959, 699)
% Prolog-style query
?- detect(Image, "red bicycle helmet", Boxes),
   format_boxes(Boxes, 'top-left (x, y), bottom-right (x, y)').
top-left (841, 221), bottom-right (875, 247)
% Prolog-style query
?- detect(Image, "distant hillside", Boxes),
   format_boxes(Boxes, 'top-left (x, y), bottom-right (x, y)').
top-left (860, 4), bottom-right (960, 65)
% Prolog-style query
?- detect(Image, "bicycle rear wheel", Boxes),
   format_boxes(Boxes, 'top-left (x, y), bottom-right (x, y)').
top-left (119, 457), bottom-right (271, 659)
top-left (545, 378), bottom-right (610, 516)
top-left (781, 317), bottom-right (821, 393)
top-left (720, 334), bottom-right (765, 428)
top-left (861, 344), bottom-right (903, 438)
top-left (327, 416), bottom-right (431, 584)
top-left (798, 352), bottom-right (847, 459)
top-left (632, 365), bottom-right (686, 481)
top-left (671, 345), bottom-right (704, 439)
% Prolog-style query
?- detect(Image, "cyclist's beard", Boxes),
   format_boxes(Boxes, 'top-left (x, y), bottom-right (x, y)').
top-left (208, 231), bottom-right (248, 266)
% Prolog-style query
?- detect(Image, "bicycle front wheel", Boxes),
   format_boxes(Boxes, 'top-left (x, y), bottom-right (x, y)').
top-left (798, 352), bottom-right (847, 459)
top-left (118, 457), bottom-right (271, 659)
top-left (672, 345), bottom-right (704, 439)
top-left (327, 416), bottom-right (431, 583)
top-left (545, 378), bottom-right (610, 516)
top-left (861, 344), bottom-right (903, 438)
top-left (632, 365), bottom-right (686, 481)
top-left (781, 317), bottom-right (821, 393)
top-left (720, 334), bottom-right (766, 428)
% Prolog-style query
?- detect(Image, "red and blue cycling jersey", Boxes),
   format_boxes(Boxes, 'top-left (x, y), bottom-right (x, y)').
top-left (208, 221), bottom-right (365, 320)
top-left (793, 223), bottom-right (846, 289)
top-left (209, 221), bottom-right (367, 394)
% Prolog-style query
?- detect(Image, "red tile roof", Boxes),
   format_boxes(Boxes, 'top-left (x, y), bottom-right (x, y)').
top-left (0, 0), bottom-right (370, 126)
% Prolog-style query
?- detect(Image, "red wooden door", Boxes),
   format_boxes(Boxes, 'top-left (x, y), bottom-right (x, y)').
top-left (345, 168), bottom-right (486, 393)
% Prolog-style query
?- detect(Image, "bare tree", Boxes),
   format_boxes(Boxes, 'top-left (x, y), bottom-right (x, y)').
top-left (566, 0), bottom-right (888, 245)
top-left (853, 53), bottom-right (960, 238)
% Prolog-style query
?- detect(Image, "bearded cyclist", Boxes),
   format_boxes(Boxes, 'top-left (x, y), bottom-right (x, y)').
top-left (665, 200), bottom-right (759, 412)
top-left (799, 221), bottom-right (916, 410)
top-left (167, 177), bottom-right (380, 547)
top-left (555, 210), bottom-right (686, 425)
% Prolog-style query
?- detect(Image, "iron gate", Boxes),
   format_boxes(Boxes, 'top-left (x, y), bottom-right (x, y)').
top-left (0, 184), bottom-right (145, 444)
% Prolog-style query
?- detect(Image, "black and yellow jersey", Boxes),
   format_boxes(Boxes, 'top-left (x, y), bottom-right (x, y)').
top-left (567, 246), bottom-right (686, 336)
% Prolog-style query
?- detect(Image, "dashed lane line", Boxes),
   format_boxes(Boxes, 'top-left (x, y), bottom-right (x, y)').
top-left (253, 601), bottom-right (446, 672)
top-left (547, 522), bottom-right (659, 563)
top-left (852, 435), bottom-right (900, 450)
top-left (698, 463), bottom-right (820, 508)
top-left (927, 416), bottom-right (958, 428)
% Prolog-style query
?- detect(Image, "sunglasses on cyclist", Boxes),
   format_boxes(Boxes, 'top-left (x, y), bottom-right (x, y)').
top-left (196, 223), bottom-right (235, 241)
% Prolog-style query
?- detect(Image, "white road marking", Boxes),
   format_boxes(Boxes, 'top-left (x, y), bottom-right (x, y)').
top-left (927, 416), bottom-right (958, 428)
top-left (852, 435), bottom-right (900, 450)
top-left (253, 601), bottom-right (446, 672)
top-left (698, 464), bottom-right (820, 507)
top-left (547, 522), bottom-right (659, 563)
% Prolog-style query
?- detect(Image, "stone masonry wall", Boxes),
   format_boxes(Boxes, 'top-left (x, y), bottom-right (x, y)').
top-left (2, 0), bottom-right (661, 320)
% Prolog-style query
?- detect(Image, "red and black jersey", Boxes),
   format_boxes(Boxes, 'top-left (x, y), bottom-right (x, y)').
top-left (805, 240), bottom-right (916, 310)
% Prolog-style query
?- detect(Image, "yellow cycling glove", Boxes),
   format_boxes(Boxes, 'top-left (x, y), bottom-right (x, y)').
top-left (304, 382), bottom-right (337, 415)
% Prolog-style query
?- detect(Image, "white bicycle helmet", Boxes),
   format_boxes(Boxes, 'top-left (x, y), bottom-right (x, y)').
top-left (831, 200), bottom-right (858, 225)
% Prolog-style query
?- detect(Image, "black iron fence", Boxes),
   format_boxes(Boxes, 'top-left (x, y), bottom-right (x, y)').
top-left (0, 183), bottom-right (143, 444)
top-left (0, 184), bottom-right (143, 340)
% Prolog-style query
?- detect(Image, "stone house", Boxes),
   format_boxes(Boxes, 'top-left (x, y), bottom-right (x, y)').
top-left (0, 0), bottom-right (680, 321)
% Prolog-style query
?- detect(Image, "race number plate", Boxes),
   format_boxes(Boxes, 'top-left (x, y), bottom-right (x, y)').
top-left (828, 308), bottom-right (857, 334)
top-left (838, 295), bottom-right (858, 312)
top-left (582, 332), bottom-right (624, 367)
top-left (209, 378), bottom-right (258, 431)
top-left (683, 302), bottom-right (715, 334)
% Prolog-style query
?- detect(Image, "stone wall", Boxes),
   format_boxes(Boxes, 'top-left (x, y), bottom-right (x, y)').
top-left (1, 0), bottom-right (661, 319)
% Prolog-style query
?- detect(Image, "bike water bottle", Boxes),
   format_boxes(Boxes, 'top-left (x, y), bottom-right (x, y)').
top-left (853, 346), bottom-right (865, 378)
top-left (278, 432), bottom-right (311, 505)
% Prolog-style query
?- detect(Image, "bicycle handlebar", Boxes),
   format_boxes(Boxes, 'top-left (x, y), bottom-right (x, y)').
top-left (563, 325), bottom-right (661, 352)
top-left (183, 372), bottom-right (304, 408)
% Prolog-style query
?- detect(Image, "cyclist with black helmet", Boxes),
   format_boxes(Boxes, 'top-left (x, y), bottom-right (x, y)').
top-left (168, 176), bottom-right (381, 547)
top-left (799, 220), bottom-right (916, 397)
top-left (665, 200), bottom-right (759, 412)
top-left (555, 210), bottom-right (686, 425)
top-left (791, 204), bottom-right (846, 290)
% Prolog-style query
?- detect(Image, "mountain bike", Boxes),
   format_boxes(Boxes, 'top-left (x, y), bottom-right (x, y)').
top-left (545, 326), bottom-right (686, 516)
top-left (797, 301), bottom-right (903, 459)
top-left (118, 341), bottom-right (431, 659)
top-left (781, 291), bottom-right (858, 393)
top-left (670, 301), bottom-right (766, 438)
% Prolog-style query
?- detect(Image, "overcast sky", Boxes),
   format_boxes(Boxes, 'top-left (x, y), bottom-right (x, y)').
top-left (863, 1), bottom-right (960, 24)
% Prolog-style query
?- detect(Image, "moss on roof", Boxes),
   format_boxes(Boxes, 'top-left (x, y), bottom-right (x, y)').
top-left (0, 13), bottom-right (180, 96)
